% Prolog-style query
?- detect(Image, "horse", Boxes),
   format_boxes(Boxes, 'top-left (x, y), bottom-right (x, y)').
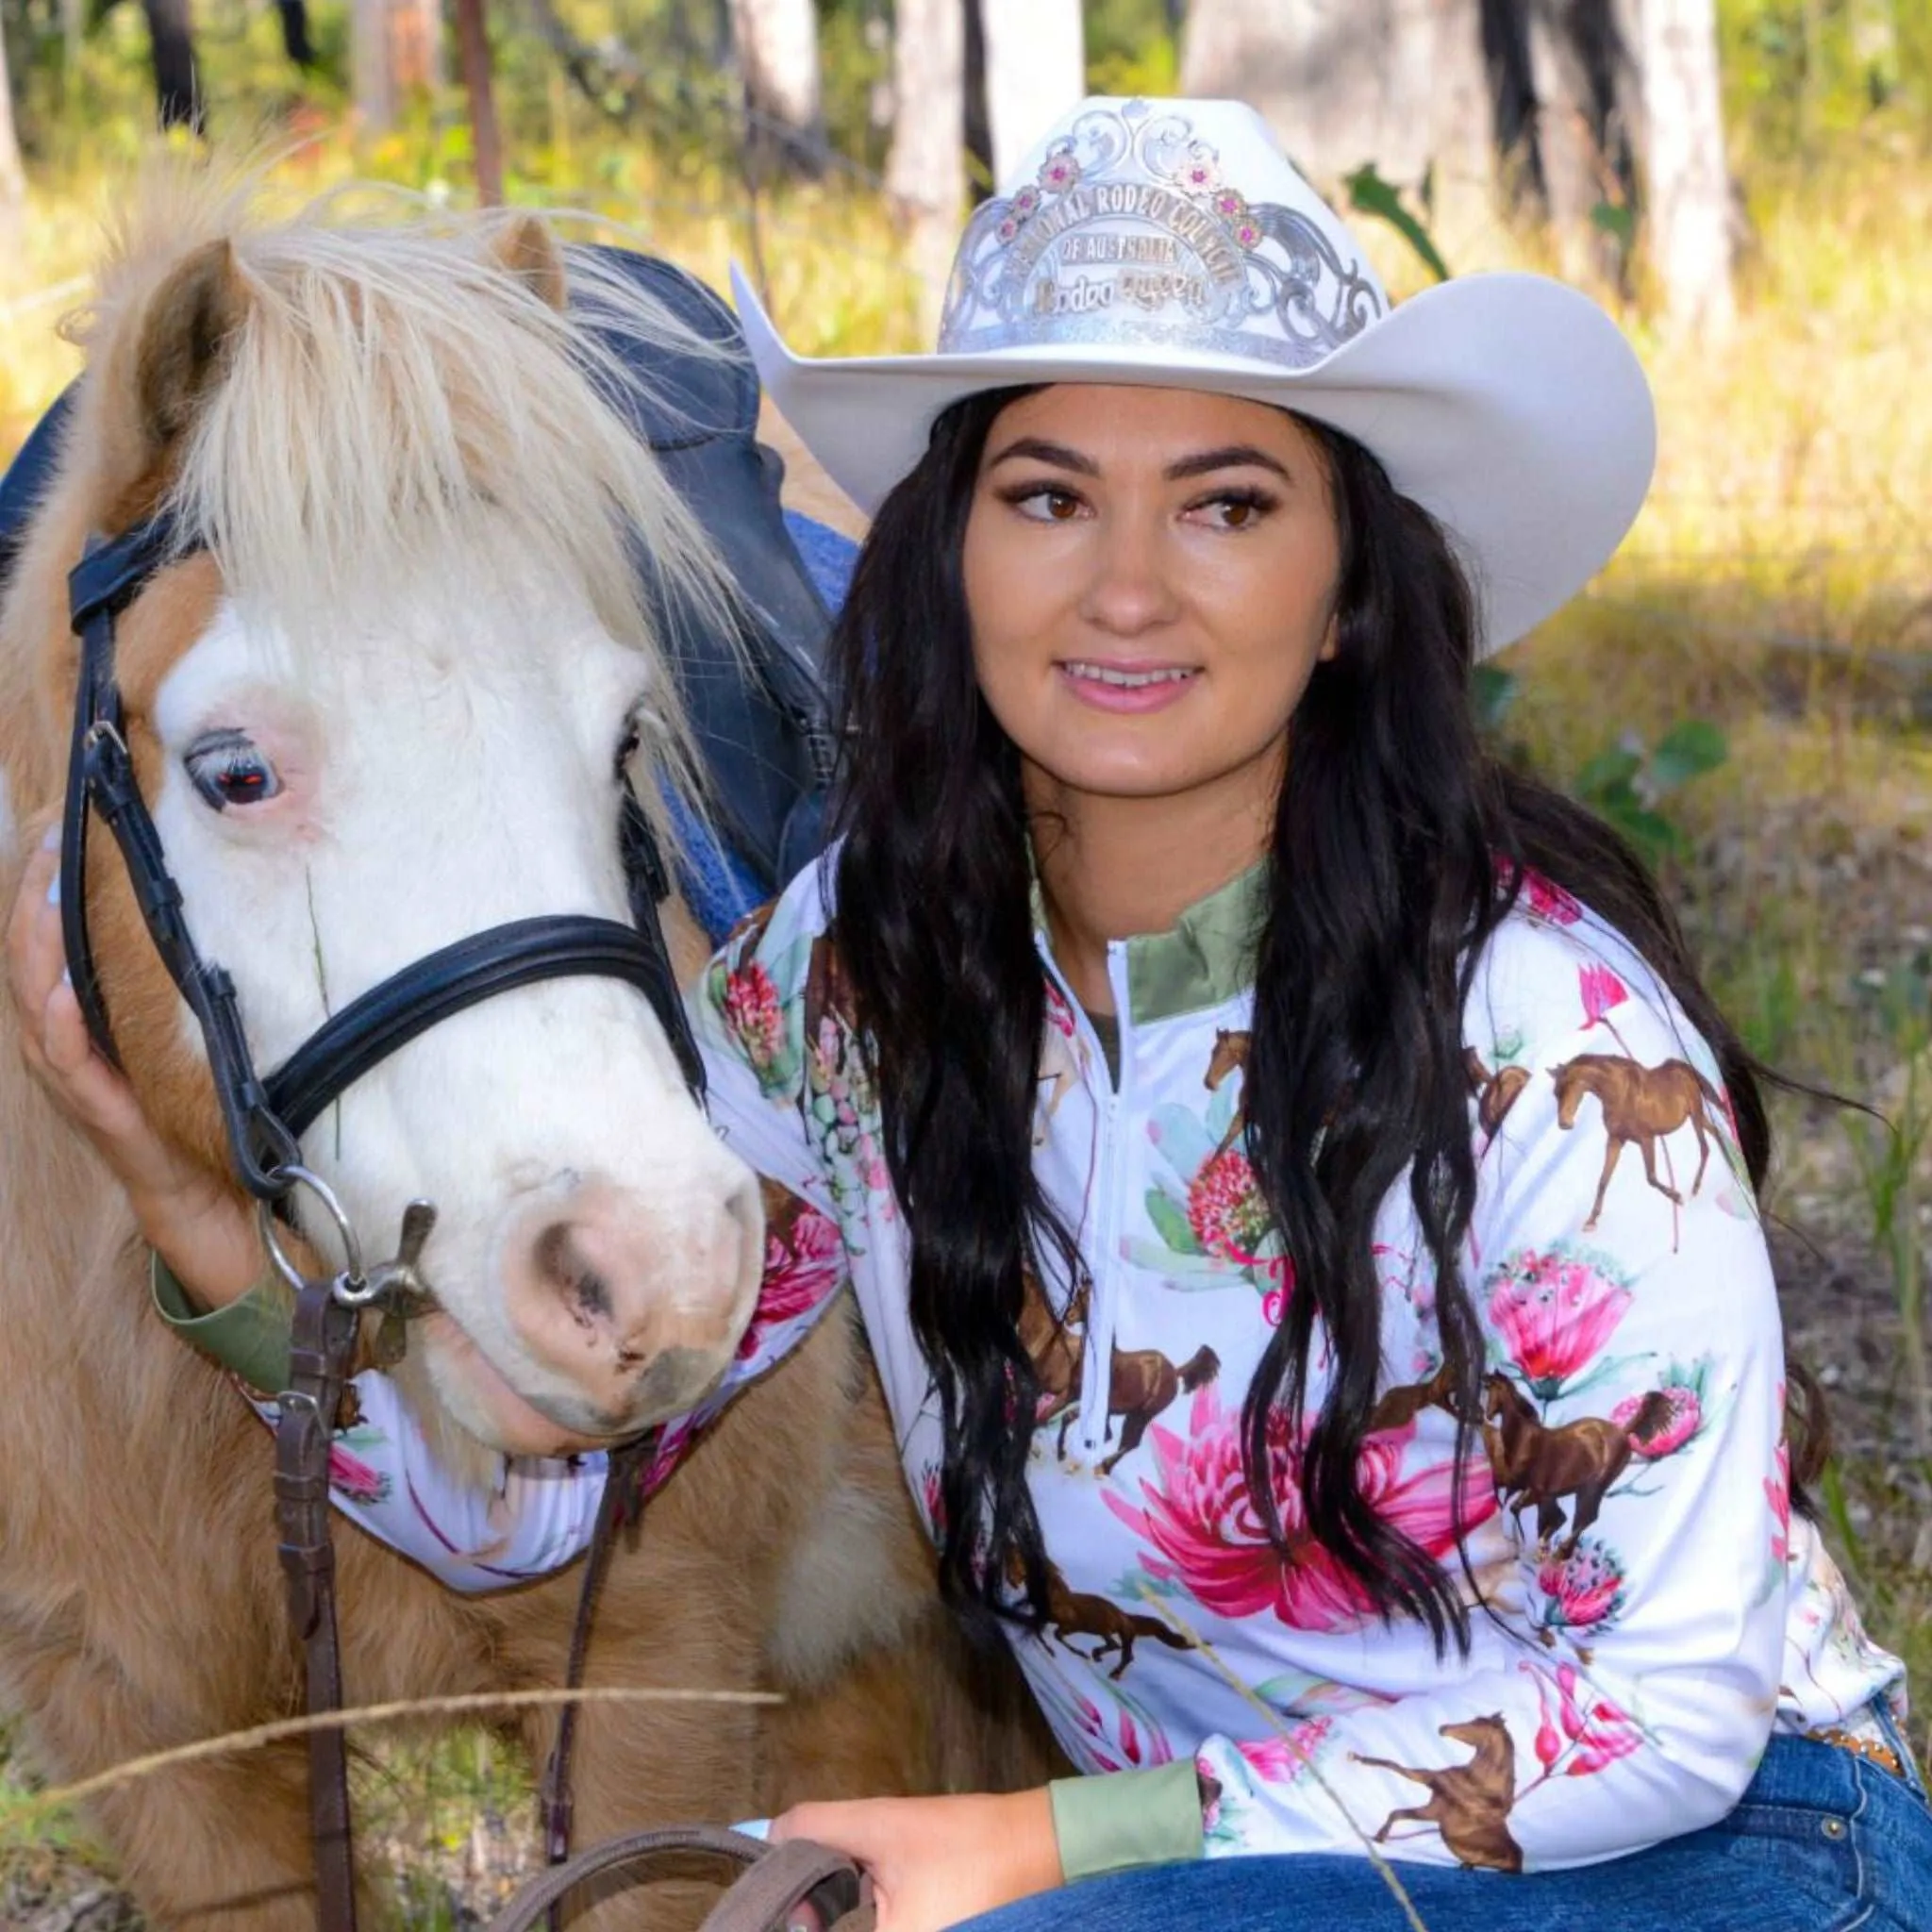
top-left (1548, 1052), bottom-right (1728, 1232)
top-left (0, 170), bottom-right (1046, 1928)
top-left (1204, 1026), bottom-right (1249, 1158)
top-left (1464, 1046), bottom-right (1530, 1140)
top-left (1001, 1549), bottom-right (1191, 1682)
top-left (1017, 1274), bottom-right (1218, 1476)
top-left (1480, 1374), bottom-right (1673, 1556)
top-left (1354, 1715), bottom-right (1524, 1873)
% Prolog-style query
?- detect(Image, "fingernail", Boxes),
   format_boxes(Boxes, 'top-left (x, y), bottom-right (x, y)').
top-left (45, 869), bottom-right (59, 908)
top-left (41, 823), bottom-right (61, 853)
top-left (59, 967), bottom-right (72, 989)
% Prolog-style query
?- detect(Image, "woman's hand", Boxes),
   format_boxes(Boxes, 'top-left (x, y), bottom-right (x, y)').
top-left (6, 824), bottom-right (258, 1306)
top-left (770, 1789), bottom-right (1062, 1932)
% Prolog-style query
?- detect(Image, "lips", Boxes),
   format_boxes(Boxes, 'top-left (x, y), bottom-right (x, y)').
top-left (1056, 658), bottom-right (1202, 715)
top-left (1061, 659), bottom-right (1199, 689)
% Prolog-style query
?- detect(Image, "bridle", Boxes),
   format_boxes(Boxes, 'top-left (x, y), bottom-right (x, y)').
top-left (61, 513), bottom-right (708, 1931)
top-left (61, 515), bottom-right (706, 1179)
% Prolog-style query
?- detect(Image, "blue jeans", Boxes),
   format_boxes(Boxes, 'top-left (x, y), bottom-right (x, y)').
top-left (957, 1724), bottom-right (1932, 1932)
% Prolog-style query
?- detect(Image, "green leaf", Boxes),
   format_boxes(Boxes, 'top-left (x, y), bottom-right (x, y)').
top-left (1471, 663), bottom-right (1520, 732)
top-left (1590, 200), bottom-right (1637, 249)
top-left (1647, 718), bottom-right (1729, 792)
top-left (1616, 807), bottom-right (1684, 864)
top-left (1344, 163), bottom-right (1452, 284)
top-left (1144, 1189), bottom-right (1203, 1256)
top-left (1575, 744), bottom-right (1642, 801)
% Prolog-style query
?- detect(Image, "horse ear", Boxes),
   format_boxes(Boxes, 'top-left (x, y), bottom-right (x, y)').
top-left (487, 215), bottom-right (568, 312)
top-left (131, 238), bottom-right (251, 473)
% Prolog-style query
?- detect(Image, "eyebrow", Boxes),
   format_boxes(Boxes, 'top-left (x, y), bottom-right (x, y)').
top-left (984, 436), bottom-right (1294, 484)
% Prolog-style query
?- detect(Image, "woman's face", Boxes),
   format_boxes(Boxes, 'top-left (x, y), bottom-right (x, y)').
top-left (962, 384), bottom-right (1341, 811)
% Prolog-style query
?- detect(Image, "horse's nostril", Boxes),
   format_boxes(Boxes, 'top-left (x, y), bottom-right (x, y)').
top-left (533, 1221), bottom-right (614, 1329)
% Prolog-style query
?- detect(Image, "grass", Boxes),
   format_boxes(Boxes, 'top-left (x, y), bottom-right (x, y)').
top-left (2, 25), bottom-right (1929, 1905)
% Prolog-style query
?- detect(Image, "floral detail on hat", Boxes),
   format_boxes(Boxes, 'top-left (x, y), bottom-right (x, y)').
top-left (939, 99), bottom-right (1385, 372)
top-left (1040, 143), bottom-right (1083, 193)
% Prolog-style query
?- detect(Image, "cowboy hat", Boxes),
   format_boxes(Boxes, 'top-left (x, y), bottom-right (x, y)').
top-left (731, 95), bottom-right (1656, 657)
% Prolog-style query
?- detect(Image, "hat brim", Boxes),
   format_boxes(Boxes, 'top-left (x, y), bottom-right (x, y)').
top-left (731, 266), bottom-right (1655, 658)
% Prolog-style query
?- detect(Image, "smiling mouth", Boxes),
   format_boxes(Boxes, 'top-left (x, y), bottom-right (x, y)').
top-left (1060, 661), bottom-right (1200, 690)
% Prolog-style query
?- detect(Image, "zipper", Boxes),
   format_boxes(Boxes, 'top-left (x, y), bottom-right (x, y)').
top-left (1074, 941), bottom-right (1132, 1459)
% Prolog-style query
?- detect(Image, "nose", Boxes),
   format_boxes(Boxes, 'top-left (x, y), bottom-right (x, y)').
top-left (1076, 509), bottom-right (1182, 636)
top-left (499, 1168), bottom-right (763, 1428)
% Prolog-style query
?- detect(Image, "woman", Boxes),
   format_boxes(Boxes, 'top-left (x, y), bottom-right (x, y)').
top-left (8, 97), bottom-right (1926, 1931)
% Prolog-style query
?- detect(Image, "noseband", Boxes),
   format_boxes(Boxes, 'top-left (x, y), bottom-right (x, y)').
top-left (61, 515), bottom-right (708, 1932)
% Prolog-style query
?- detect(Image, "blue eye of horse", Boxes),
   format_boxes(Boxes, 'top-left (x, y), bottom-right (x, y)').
top-left (185, 730), bottom-right (282, 810)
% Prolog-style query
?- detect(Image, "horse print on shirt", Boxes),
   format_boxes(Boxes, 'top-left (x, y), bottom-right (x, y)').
top-left (1018, 1271), bottom-right (1222, 1477)
top-left (1465, 1046), bottom-right (1531, 1139)
top-left (1355, 1715), bottom-right (1524, 1873)
top-left (1548, 1054), bottom-right (1729, 1232)
top-left (1006, 1548), bottom-right (1194, 1680)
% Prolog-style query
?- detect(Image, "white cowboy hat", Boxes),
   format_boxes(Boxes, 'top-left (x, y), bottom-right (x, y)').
top-left (732, 95), bottom-right (1656, 657)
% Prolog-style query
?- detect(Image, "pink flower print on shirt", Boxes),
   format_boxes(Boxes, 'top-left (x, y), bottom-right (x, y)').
top-left (328, 1439), bottom-right (390, 1507)
top-left (1579, 963), bottom-right (1630, 1029)
top-left (1612, 1382), bottom-right (1702, 1457)
top-left (721, 961), bottom-right (785, 1076)
top-left (738, 1198), bottom-right (845, 1359)
top-left (1532, 1537), bottom-right (1626, 1640)
top-left (1524, 1661), bottom-right (1643, 1779)
top-left (1524, 868), bottom-right (1584, 926)
top-left (1496, 858), bottom-right (1582, 925)
top-left (1233, 1716), bottom-right (1335, 1785)
top-left (1186, 1149), bottom-right (1273, 1264)
top-left (1485, 1247), bottom-right (1633, 1399)
top-left (1767, 1432), bottom-right (1792, 1567)
top-left (1103, 1386), bottom-right (1492, 1630)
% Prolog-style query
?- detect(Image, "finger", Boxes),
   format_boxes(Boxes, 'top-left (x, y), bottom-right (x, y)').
top-left (40, 970), bottom-right (140, 1124)
top-left (4, 825), bottom-right (65, 1020)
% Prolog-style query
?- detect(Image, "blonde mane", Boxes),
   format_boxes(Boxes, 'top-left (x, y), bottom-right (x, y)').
top-left (59, 160), bottom-right (745, 815)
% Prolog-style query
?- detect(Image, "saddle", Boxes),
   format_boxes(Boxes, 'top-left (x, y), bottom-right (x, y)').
top-left (0, 245), bottom-right (854, 937)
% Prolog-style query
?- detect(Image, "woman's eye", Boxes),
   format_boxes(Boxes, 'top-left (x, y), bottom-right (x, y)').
top-left (1186, 491), bottom-right (1276, 531)
top-left (185, 730), bottom-right (282, 810)
top-left (1009, 486), bottom-right (1085, 525)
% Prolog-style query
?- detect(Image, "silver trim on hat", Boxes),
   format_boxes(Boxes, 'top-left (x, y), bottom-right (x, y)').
top-left (939, 100), bottom-right (1386, 372)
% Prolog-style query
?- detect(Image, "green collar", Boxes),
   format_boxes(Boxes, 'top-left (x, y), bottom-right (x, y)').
top-left (1031, 860), bottom-right (1266, 1024)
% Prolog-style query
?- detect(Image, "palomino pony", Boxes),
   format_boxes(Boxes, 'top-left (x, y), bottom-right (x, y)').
top-left (0, 172), bottom-right (1039, 1927)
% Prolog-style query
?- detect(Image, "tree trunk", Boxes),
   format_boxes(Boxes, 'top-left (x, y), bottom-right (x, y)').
top-left (277, 0), bottom-right (317, 67)
top-left (886, 0), bottom-right (964, 339)
top-left (0, 13), bottom-right (25, 244)
top-left (1181, 0), bottom-right (1492, 230)
top-left (391, 0), bottom-right (443, 95)
top-left (978, 0), bottom-right (1082, 183)
top-left (728, 0), bottom-right (823, 175)
top-left (1633, 0), bottom-right (1734, 336)
top-left (454, 0), bottom-right (502, 203)
top-left (353, 0), bottom-right (394, 127)
top-left (355, 0), bottom-right (441, 133)
top-left (142, 0), bottom-right (203, 130)
top-left (1523, 0), bottom-right (1640, 286)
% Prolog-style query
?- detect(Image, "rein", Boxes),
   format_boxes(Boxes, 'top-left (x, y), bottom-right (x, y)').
top-left (61, 518), bottom-right (708, 1931)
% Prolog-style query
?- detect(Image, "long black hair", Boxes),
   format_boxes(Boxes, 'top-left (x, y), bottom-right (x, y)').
top-left (827, 387), bottom-right (1791, 1650)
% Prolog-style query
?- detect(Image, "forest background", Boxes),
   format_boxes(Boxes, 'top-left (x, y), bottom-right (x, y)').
top-left (0, 0), bottom-right (1928, 1922)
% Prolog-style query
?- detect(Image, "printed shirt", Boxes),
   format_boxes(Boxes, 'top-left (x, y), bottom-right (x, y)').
top-left (173, 858), bottom-right (1907, 1870)
top-left (691, 858), bottom-right (1905, 1872)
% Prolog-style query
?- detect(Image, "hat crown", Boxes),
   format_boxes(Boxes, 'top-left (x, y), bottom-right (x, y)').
top-left (939, 97), bottom-right (1389, 372)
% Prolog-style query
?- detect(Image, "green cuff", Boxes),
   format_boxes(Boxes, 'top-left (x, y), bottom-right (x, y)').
top-left (149, 1252), bottom-right (295, 1396)
top-left (1048, 1762), bottom-right (1204, 1883)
